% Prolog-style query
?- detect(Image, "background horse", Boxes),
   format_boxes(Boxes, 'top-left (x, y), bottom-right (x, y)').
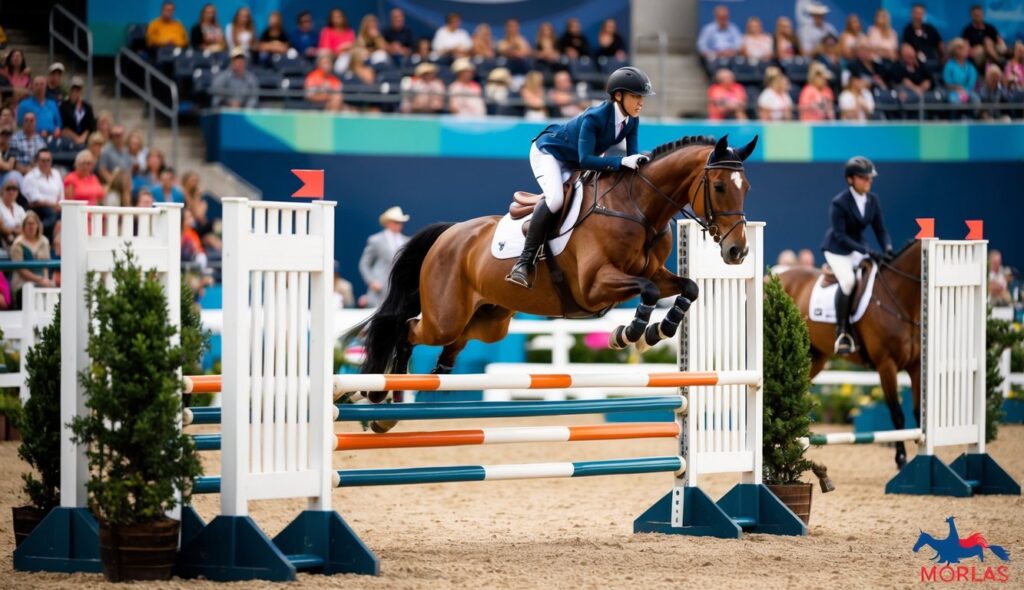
top-left (778, 241), bottom-right (922, 468)
top-left (348, 135), bottom-right (758, 431)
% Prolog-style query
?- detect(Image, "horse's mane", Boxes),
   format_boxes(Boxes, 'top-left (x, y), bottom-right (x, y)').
top-left (893, 239), bottom-right (918, 258)
top-left (650, 135), bottom-right (716, 161)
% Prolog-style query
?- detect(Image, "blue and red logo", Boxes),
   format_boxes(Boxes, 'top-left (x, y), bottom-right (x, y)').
top-left (915, 517), bottom-right (1010, 583)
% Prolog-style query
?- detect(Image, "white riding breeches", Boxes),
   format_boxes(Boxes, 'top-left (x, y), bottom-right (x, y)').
top-left (530, 142), bottom-right (572, 212)
top-left (823, 250), bottom-right (866, 295)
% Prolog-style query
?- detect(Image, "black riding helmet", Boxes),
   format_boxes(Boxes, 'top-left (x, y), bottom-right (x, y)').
top-left (844, 155), bottom-right (878, 178)
top-left (606, 67), bottom-right (656, 97)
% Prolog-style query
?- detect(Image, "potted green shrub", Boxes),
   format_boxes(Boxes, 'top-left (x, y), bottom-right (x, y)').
top-left (762, 274), bottom-right (821, 524)
top-left (13, 304), bottom-right (61, 546)
top-left (70, 252), bottom-right (202, 582)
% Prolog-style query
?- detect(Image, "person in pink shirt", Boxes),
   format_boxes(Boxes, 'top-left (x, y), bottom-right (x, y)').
top-left (63, 150), bottom-right (104, 206)
top-left (706, 68), bottom-right (748, 120)
top-left (1004, 40), bottom-right (1024, 90)
top-left (798, 62), bottom-right (835, 121)
top-left (319, 8), bottom-right (355, 58)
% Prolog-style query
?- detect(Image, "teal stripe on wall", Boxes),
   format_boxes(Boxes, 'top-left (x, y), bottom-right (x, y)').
top-left (209, 113), bottom-right (1024, 162)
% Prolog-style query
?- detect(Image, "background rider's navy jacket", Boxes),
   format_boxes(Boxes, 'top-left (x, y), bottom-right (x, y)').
top-left (533, 101), bottom-right (639, 172)
top-left (821, 188), bottom-right (892, 255)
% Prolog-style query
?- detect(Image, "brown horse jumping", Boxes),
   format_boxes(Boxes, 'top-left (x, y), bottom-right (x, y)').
top-left (778, 241), bottom-right (923, 468)
top-left (349, 135), bottom-right (758, 431)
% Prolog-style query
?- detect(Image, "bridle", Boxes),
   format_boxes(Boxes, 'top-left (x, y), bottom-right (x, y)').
top-left (689, 154), bottom-right (748, 244)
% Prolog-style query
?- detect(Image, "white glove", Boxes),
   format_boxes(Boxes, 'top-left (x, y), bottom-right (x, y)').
top-left (620, 154), bottom-right (650, 170)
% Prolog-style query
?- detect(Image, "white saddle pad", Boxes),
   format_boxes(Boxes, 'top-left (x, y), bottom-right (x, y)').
top-left (808, 263), bottom-right (878, 324)
top-left (490, 183), bottom-right (584, 260)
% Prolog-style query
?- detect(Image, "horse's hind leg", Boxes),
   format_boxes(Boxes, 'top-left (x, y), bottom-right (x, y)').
top-left (878, 360), bottom-right (908, 469)
top-left (435, 305), bottom-right (515, 374)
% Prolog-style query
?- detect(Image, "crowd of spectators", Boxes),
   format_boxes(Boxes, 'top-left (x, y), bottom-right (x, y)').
top-left (701, 3), bottom-right (1023, 121)
top-left (0, 35), bottom-right (223, 308)
top-left (134, 2), bottom-right (631, 117)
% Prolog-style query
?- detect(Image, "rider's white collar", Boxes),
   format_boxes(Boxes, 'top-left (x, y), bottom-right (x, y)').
top-left (614, 103), bottom-right (629, 130)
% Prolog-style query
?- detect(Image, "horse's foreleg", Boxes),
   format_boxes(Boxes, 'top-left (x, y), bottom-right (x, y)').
top-left (878, 360), bottom-right (908, 469)
top-left (588, 266), bottom-right (658, 350)
top-left (634, 269), bottom-right (700, 352)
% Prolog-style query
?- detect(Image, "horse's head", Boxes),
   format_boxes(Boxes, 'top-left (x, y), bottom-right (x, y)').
top-left (694, 135), bottom-right (758, 265)
top-left (913, 530), bottom-right (931, 553)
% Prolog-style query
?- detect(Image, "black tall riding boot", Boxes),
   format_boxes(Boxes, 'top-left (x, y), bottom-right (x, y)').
top-left (506, 200), bottom-right (558, 289)
top-left (833, 287), bottom-right (857, 355)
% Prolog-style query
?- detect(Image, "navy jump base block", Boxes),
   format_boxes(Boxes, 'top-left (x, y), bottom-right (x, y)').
top-left (885, 453), bottom-right (1021, 497)
top-left (633, 484), bottom-right (807, 539)
top-left (13, 507), bottom-right (102, 573)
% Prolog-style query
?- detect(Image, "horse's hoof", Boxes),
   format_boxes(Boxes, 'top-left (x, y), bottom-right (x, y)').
top-left (367, 391), bottom-right (389, 404)
top-left (608, 326), bottom-right (629, 350)
top-left (370, 420), bottom-right (398, 433)
top-left (634, 338), bottom-right (652, 353)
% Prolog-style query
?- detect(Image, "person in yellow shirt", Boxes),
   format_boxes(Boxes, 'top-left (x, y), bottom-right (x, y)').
top-left (147, 1), bottom-right (188, 48)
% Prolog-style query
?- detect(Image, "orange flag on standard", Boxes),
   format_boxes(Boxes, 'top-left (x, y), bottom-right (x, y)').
top-left (291, 169), bottom-right (325, 199)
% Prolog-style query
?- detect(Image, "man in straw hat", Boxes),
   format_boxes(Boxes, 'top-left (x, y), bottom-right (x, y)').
top-left (401, 62), bottom-right (446, 113)
top-left (359, 206), bottom-right (410, 307)
top-left (799, 2), bottom-right (838, 57)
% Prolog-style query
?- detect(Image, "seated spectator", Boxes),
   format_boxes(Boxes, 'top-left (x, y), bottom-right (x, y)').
top-left (816, 34), bottom-right (843, 94)
top-left (988, 250), bottom-right (1013, 306)
top-left (103, 168), bottom-right (133, 207)
top-left (133, 148), bottom-right (165, 193)
top-left (758, 70), bottom-right (793, 120)
top-left (11, 112), bottom-right (47, 173)
top-left (1005, 41), bottom-right (1024, 90)
top-left (94, 109), bottom-right (113, 142)
top-left (520, 70), bottom-right (547, 120)
top-left (63, 150), bottom-right (103, 205)
top-left (20, 149), bottom-right (62, 232)
top-left (471, 23), bottom-right (495, 60)
top-left (596, 18), bottom-right (627, 60)
top-left (126, 129), bottom-right (147, 174)
top-left (1, 49), bottom-right (31, 105)
top-left (867, 9), bottom-right (898, 62)
top-left (892, 43), bottom-right (933, 104)
top-left (798, 62), bottom-right (835, 121)
top-left (707, 68), bottom-right (747, 120)
top-left (98, 124), bottom-right (132, 184)
top-left (292, 11), bottom-right (319, 60)
top-left (698, 5), bottom-right (742, 61)
top-left (799, 3), bottom-right (838, 57)
top-left (839, 14), bottom-right (866, 61)
top-left (903, 3), bottom-right (943, 63)
top-left (16, 77), bottom-right (61, 137)
top-left (191, 3), bottom-right (226, 52)
top-left (9, 211), bottom-right (54, 299)
top-left (356, 15), bottom-right (388, 64)
top-left (961, 5), bottom-right (1007, 67)
top-left (258, 11), bottom-right (291, 59)
top-left (413, 38), bottom-right (432, 61)
top-left (147, 1), bottom-right (188, 49)
top-left (349, 47), bottom-right (377, 85)
top-left (433, 12), bottom-right (472, 58)
top-left (484, 67), bottom-right (512, 107)
top-left (210, 47), bottom-right (259, 109)
top-left (498, 19), bottom-right (532, 60)
top-left (151, 167), bottom-right (184, 203)
top-left (180, 171), bottom-right (220, 253)
top-left (799, 249), bottom-right (816, 268)
top-left (45, 63), bottom-right (66, 102)
top-left (741, 17), bottom-right (773, 63)
top-left (85, 131), bottom-right (105, 163)
top-left (0, 107), bottom-right (15, 133)
top-left (132, 186), bottom-right (155, 207)
top-left (400, 63), bottom-right (446, 114)
top-left (226, 7), bottom-right (256, 55)
top-left (448, 58), bottom-right (485, 117)
top-left (838, 75), bottom-right (875, 121)
top-left (305, 53), bottom-right (344, 111)
top-left (848, 40), bottom-right (888, 89)
top-left (944, 38), bottom-right (980, 106)
top-left (774, 17), bottom-right (801, 61)
top-left (979, 64), bottom-right (1011, 121)
top-left (319, 8), bottom-right (355, 59)
top-left (0, 176), bottom-right (25, 246)
top-left (0, 128), bottom-right (18, 186)
top-left (181, 207), bottom-right (207, 269)
top-left (558, 18), bottom-right (590, 60)
top-left (383, 8), bottom-right (414, 58)
top-left (548, 70), bottom-right (585, 118)
top-left (59, 76), bottom-right (95, 147)
top-left (775, 250), bottom-right (797, 270)
top-left (535, 22), bottom-right (561, 65)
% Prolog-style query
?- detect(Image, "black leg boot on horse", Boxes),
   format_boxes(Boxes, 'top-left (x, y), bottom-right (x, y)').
top-left (833, 287), bottom-right (856, 355)
top-left (506, 199), bottom-right (559, 289)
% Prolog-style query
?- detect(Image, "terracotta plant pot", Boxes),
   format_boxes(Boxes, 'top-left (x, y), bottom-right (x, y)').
top-left (767, 482), bottom-right (813, 525)
top-left (99, 517), bottom-right (180, 582)
top-left (12, 506), bottom-right (48, 547)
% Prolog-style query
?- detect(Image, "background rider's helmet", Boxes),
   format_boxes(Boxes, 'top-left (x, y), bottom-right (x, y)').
top-left (844, 156), bottom-right (878, 178)
top-left (606, 67), bottom-right (656, 97)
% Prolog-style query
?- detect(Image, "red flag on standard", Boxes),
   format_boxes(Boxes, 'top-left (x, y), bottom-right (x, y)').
top-left (291, 169), bottom-right (325, 199)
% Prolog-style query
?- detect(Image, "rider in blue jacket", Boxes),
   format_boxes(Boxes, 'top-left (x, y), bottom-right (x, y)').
top-left (506, 66), bottom-right (656, 288)
top-left (821, 156), bottom-right (893, 354)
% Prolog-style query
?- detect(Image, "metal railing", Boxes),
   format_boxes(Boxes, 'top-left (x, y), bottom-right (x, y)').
top-left (49, 5), bottom-right (93, 101)
top-left (634, 32), bottom-right (669, 119)
top-left (114, 48), bottom-right (179, 169)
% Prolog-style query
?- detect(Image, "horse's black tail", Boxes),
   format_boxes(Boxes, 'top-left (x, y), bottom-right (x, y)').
top-left (342, 222), bottom-right (455, 377)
